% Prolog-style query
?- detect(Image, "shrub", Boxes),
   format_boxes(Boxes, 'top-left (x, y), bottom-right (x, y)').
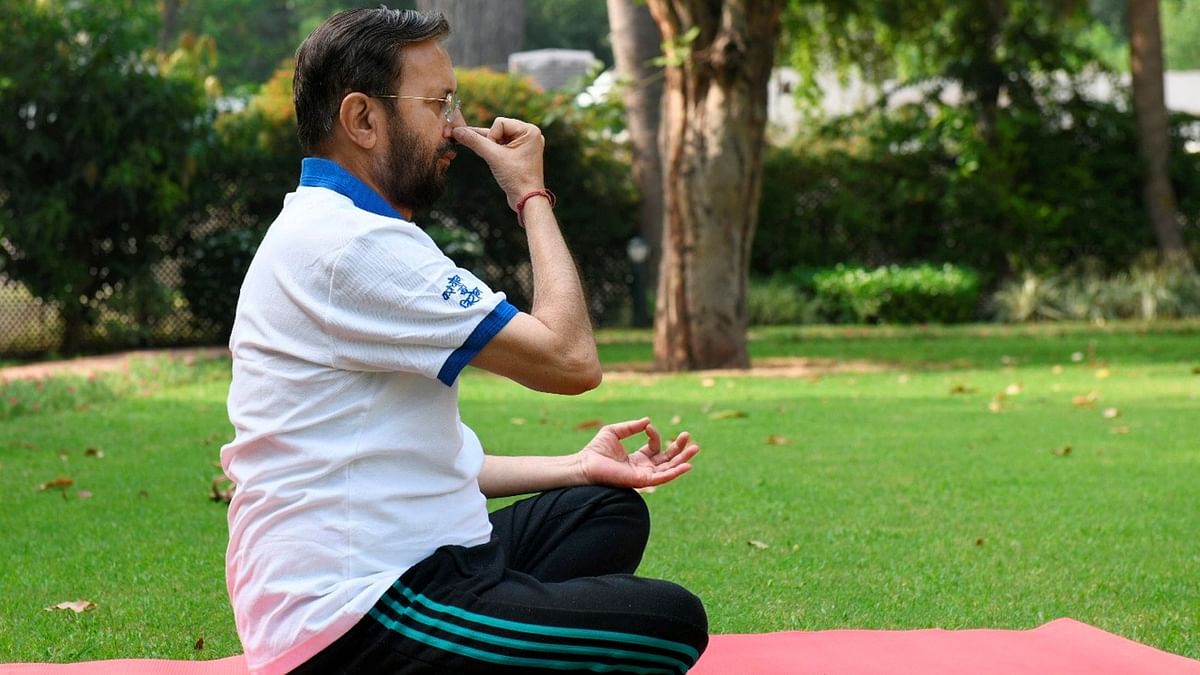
top-left (747, 277), bottom-right (823, 325)
top-left (812, 263), bottom-right (981, 324)
top-left (990, 259), bottom-right (1200, 322)
top-left (180, 226), bottom-right (265, 340)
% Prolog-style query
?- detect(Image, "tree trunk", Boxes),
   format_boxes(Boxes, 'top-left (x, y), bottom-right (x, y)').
top-left (158, 0), bottom-right (182, 52)
top-left (646, 0), bottom-right (784, 371)
top-left (607, 0), bottom-right (665, 307)
top-left (416, 0), bottom-right (526, 71)
top-left (1128, 0), bottom-right (1192, 268)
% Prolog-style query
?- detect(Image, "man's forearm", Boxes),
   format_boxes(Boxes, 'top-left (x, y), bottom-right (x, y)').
top-left (522, 198), bottom-right (596, 361)
top-left (478, 453), bottom-right (585, 499)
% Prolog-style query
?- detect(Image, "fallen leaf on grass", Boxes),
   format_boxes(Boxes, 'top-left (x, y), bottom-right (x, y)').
top-left (509, 417), bottom-right (526, 426)
top-left (701, 378), bottom-right (716, 388)
top-left (897, 374), bottom-right (910, 384)
top-left (39, 476), bottom-right (74, 491)
top-left (77, 490), bottom-right (93, 500)
top-left (1050, 445), bottom-right (1072, 457)
top-left (84, 448), bottom-right (104, 459)
top-left (1072, 392), bottom-right (1098, 407)
top-left (975, 538), bottom-right (985, 547)
top-left (1095, 368), bottom-right (1111, 380)
top-left (949, 384), bottom-right (977, 395)
top-left (987, 398), bottom-right (1004, 413)
top-left (708, 409), bottom-right (747, 421)
top-left (1110, 426), bottom-right (1131, 435)
top-left (1005, 383), bottom-right (1023, 396)
top-left (669, 415), bottom-right (682, 425)
top-left (45, 600), bottom-right (95, 613)
top-left (747, 540), bottom-right (769, 550)
top-left (1102, 407), bottom-right (1121, 419)
top-left (1071, 351), bottom-right (1085, 363)
top-left (1051, 365), bottom-right (1064, 375)
top-left (766, 435), bottom-right (789, 446)
top-left (210, 476), bottom-right (235, 504)
top-left (1191, 366), bottom-right (1200, 375)
top-left (574, 419), bottom-right (603, 431)
top-left (194, 637), bottom-right (205, 651)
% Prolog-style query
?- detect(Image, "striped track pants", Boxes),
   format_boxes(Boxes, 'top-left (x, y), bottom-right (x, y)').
top-left (291, 486), bottom-right (709, 674)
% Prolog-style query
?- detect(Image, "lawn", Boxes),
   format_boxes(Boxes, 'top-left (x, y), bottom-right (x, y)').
top-left (1, 322), bottom-right (1197, 663)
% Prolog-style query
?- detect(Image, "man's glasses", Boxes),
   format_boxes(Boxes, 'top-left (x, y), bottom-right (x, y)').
top-left (370, 92), bottom-right (461, 123)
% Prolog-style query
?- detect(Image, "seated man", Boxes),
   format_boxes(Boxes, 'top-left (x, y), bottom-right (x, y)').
top-left (220, 7), bottom-right (708, 674)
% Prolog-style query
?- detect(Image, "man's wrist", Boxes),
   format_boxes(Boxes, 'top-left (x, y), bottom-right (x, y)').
top-left (514, 188), bottom-right (556, 227)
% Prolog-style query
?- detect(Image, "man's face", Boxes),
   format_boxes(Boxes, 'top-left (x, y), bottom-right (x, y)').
top-left (372, 40), bottom-right (462, 213)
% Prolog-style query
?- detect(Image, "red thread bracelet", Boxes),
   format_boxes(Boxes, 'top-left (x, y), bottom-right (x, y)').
top-left (514, 188), bottom-right (556, 227)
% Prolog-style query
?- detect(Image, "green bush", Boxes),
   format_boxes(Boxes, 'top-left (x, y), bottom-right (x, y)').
top-left (991, 260), bottom-right (1200, 323)
top-left (812, 263), bottom-right (981, 324)
top-left (747, 277), bottom-right (823, 325)
top-left (180, 226), bottom-right (265, 339)
top-left (755, 99), bottom-right (1200, 285)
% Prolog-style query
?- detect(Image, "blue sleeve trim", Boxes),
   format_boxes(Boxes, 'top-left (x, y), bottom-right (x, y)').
top-left (436, 300), bottom-right (520, 386)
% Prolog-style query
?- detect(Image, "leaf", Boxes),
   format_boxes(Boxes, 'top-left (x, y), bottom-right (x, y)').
top-left (1191, 366), bottom-right (1200, 375)
top-left (766, 435), bottom-right (789, 446)
top-left (1051, 365), bottom-right (1064, 375)
top-left (708, 409), bottom-right (747, 421)
top-left (77, 490), bottom-right (93, 500)
top-left (39, 476), bottom-right (74, 491)
top-left (1095, 368), bottom-right (1111, 380)
top-left (84, 448), bottom-right (104, 459)
top-left (1004, 383), bottom-right (1023, 396)
top-left (1102, 407), bottom-right (1120, 419)
top-left (897, 374), bottom-right (910, 384)
top-left (45, 600), bottom-right (95, 613)
top-left (747, 540), bottom-right (769, 550)
top-left (1110, 426), bottom-right (1131, 435)
top-left (669, 414), bottom-right (682, 425)
top-left (1050, 445), bottom-right (1072, 457)
top-left (949, 384), bottom-right (976, 394)
top-left (194, 637), bottom-right (205, 650)
top-left (700, 377), bottom-right (716, 388)
top-left (509, 417), bottom-right (526, 426)
top-left (210, 476), bottom-right (235, 504)
top-left (987, 399), bottom-right (1004, 413)
top-left (975, 538), bottom-right (985, 547)
top-left (1072, 392), bottom-right (1098, 407)
top-left (574, 419), bottom-right (603, 431)
top-left (1071, 351), bottom-right (1085, 363)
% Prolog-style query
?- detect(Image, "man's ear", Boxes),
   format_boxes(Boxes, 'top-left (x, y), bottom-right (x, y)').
top-left (336, 92), bottom-right (382, 151)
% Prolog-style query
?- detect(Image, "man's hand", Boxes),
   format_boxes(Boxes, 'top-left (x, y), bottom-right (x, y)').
top-left (452, 118), bottom-right (545, 210)
top-left (575, 418), bottom-right (699, 490)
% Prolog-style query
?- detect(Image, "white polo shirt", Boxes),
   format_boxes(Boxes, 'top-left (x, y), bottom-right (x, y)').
top-left (221, 157), bottom-right (518, 674)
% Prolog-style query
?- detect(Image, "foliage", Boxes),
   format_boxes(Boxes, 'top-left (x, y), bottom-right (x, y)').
top-left (0, 1), bottom-right (215, 354)
top-left (991, 259), bottom-right (1200, 322)
top-left (811, 263), bottom-right (980, 324)
top-left (180, 227), bottom-right (264, 339)
top-left (747, 276), bottom-right (824, 325)
top-left (420, 68), bottom-right (638, 323)
top-left (1163, 0), bottom-right (1200, 69)
top-left (526, 0), bottom-right (614, 66)
top-left (754, 97), bottom-right (1200, 283)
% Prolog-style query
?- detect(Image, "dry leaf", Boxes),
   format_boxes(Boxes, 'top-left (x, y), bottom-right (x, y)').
top-left (574, 419), bottom-right (603, 431)
top-left (766, 435), bottom-right (789, 446)
top-left (1102, 407), bottom-right (1120, 419)
top-left (194, 637), bottom-right (205, 651)
top-left (1071, 351), bottom-right (1085, 363)
top-left (84, 448), bottom-right (104, 459)
top-left (1000, 355), bottom-right (1016, 366)
top-left (39, 476), bottom-right (74, 491)
top-left (897, 374), bottom-right (910, 384)
top-left (975, 538), bottom-right (985, 547)
top-left (509, 417), bottom-right (526, 426)
top-left (669, 414), bottom-right (682, 425)
top-left (1050, 445), bottom-right (1072, 457)
top-left (987, 399), bottom-right (1004, 413)
top-left (58, 451), bottom-right (69, 461)
top-left (1005, 383), bottom-right (1023, 396)
top-left (77, 490), bottom-right (93, 500)
top-left (1191, 366), bottom-right (1200, 375)
top-left (1072, 392), bottom-right (1098, 407)
top-left (1095, 368), bottom-right (1111, 380)
top-left (1051, 365), bottom-right (1064, 375)
top-left (949, 384), bottom-right (977, 395)
top-left (701, 377), bottom-right (716, 388)
top-left (1110, 425), bottom-right (1131, 435)
top-left (210, 476), bottom-right (235, 504)
top-left (45, 600), bottom-right (95, 613)
top-left (708, 409), bottom-right (747, 421)
top-left (747, 540), bottom-right (769, 550)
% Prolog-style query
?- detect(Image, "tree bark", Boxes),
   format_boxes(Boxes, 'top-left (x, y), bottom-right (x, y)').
top-left (416, 0), bottom-right (526, 71)
top-left (1128, 0), bottom-right (1192, 268)
top-left (158, 0), bottom-right (182, 53)
top-left (646, 0), bottom-right (784, 371)
top-left (607, 0), bottom-right (665, 301)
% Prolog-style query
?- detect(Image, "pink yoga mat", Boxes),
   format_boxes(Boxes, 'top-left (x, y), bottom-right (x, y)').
top-left (3, 618), bottom-right (1197, 674)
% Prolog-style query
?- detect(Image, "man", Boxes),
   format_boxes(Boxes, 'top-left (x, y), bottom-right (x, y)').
top-left (221, 7), bottom-right (708, 674)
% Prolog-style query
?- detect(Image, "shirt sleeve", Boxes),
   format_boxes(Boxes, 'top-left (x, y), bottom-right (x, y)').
top-left (322, 225), bottom-right (517, 385)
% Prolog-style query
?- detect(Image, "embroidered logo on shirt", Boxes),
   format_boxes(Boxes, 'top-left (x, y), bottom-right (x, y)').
top-left (443, 274), bottom-right (482, 308)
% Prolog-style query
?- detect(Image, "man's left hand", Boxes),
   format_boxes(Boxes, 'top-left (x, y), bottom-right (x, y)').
top-left (575, 418), bottom-right (699, 490)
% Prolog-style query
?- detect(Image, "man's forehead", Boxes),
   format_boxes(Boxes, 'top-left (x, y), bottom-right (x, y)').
top-left (400, 40), bottom-right (456, 91)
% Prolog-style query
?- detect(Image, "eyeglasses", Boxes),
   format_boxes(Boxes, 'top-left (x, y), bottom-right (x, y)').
top-left (370, 92), bottom-right (461, 123)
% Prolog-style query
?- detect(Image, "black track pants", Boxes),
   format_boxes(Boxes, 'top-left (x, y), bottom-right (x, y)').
top-left (291, 486), bottom-right (709, 674)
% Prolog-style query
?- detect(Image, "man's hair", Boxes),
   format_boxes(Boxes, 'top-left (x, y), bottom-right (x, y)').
top-left (293, 7), bottom-right (450, 154)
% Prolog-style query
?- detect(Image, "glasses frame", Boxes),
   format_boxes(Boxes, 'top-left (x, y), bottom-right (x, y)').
top-left (370, 92), bottom-right (461, 123)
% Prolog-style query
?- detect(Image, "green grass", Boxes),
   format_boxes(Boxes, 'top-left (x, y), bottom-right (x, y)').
top-left (1, 322), bottom-right (1197, 662)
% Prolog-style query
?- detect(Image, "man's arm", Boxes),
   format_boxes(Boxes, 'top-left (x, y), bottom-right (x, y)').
top-left (452, 119), bottom-right (600, 395)
top-left (477, 418), bottom-right (700, 499)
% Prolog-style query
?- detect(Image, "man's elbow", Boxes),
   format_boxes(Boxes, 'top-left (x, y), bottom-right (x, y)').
top-left (553, 355), bottom-right (602, 395)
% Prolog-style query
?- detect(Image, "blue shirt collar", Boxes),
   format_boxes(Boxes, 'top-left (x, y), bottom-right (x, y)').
top-left (298, 157), bottom-right (403, 220)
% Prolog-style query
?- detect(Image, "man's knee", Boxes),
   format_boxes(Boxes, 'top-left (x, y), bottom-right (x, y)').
top-left (569, 485), bottom-right (650, 539)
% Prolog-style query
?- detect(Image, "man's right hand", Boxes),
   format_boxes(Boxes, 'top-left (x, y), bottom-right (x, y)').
top-left (452, 118), bottom-right (546, 211)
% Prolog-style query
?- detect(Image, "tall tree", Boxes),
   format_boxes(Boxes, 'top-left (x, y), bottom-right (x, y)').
top-left (416, 0), bottom-right (526, 70)
top-left (645, 0), bottom-right (785, 370)
top-left (607, 0), bottom-right (664, 321)
top-left (1128, 0), bottom-right (1192, 268)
